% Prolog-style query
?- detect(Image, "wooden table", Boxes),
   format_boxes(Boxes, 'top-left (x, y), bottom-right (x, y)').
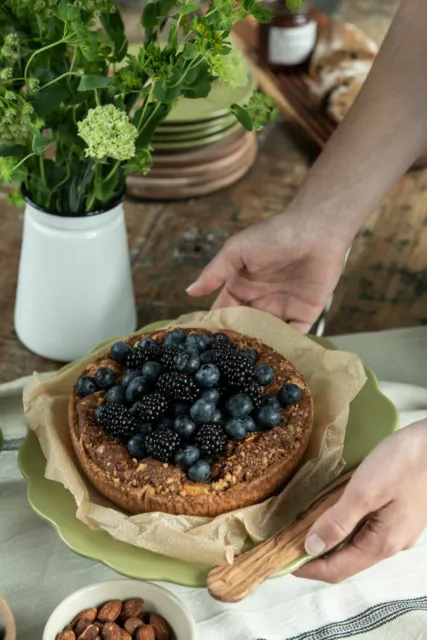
top-left (1, 0), bottom-right (427, 383)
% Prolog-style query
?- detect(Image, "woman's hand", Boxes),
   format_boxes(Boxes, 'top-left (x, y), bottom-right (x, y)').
top-left (187, 212), bottom-right (349, 333)
top-left (295, 420), bottom-right (427, 583)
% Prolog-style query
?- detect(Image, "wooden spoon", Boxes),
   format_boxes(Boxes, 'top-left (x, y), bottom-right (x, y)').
top-left (0, 596), bottom-right (16, 640)
top-left (207, 469), bottom-right (355, 603)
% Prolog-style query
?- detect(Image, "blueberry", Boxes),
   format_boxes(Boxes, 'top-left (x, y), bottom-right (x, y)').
top-left (77, 375), bottom-right (98, 397)
top-left (200, 388), bottom-right (220, 404)
top-left (240, 348), bottom-right (257, 364)
top-left (105, 385), bottom-right (125, 404)
top-left (139, 337), bottom-right (158, 349)
top-left (142, 361), bottom-right (164, 382)
top-left (225, 418), bottom-right (247, 440)
top-left (173, 401), bottom-right (191, 417)
top-left (263, 396), bottom-right (281, 411)
top-left (185, 333), bottom-right (211, 353)
top-left (241, 415), bottom-right (256, 432)
top-left (125, 375), bottom-right (151, 404)
top-left (256, 405), bottom-right (281, 429)
top-left (157, 416), bottom-right (174, 429)
top-left (188, 459), bottom-right (211, 482)
top-left (175, 445), bottom-right (200, 469)
top-left (93, 404), bottom-right (106, 425)
top-left (95, 367), bottom-right (116, 389)
top-left (190, 398), bottom-right (216, 423)
top-left (175, 350), bottom-right (201, 374)
top-left (127, 434), bottom-right (147, 459)
top-left (139, 422), bottom-right (153, 435)
top-left (278, 384), bottom-right (303, 406)
top-left (254, 364), bottom-right (275, 386)
top-left (194, 364), bottom-right (220, 388)
top-left (164, 330), bottom-right (187, 349)
top-left (110, 341), bottom-right (132, 365)
top-left (200, 350), bottom-right (216, 364)
top-left (211, 408), bottom-right (224, 424)
top-left (225, 393), bottom-right (253, 418)
top-left (120, 368), bottom-right (142, 389)
top-left (174, 415), bottom-right (197, 439)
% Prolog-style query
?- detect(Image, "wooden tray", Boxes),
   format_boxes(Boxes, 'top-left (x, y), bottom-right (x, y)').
top-left (232, 18), bottom-right (427, 171)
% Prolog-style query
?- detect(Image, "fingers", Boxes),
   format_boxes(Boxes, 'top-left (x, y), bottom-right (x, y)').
top-left (211, 286), bottom-right (242, 310)
top-left (186, 242), bottom-right (239, 298)
top-left (295, 503), bottom-right (415, 583)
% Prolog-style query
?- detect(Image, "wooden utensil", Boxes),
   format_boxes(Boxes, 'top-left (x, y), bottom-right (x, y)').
top-left (207, 469), bottom-right (355, 603)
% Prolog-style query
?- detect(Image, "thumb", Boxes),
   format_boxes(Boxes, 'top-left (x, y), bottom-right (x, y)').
top-left (186, 243), bottom-right (240, 298)
top-left (305, 489), bottom-right (368, 556)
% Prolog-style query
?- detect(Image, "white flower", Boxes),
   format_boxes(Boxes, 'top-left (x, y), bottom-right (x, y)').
top-left (77, 104), bottom-right (138, 161)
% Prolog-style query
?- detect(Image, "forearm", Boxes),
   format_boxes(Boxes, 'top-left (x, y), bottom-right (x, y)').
top-left (290, 0), bottom-right (427, 243)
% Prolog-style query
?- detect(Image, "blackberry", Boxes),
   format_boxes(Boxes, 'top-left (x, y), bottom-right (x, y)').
top-left (130, 392), bottom-right (169, 422)
top-left (195, 424), bottom-right (227, 457)
top-left (240, 381), bottom-right (263, 409)
top-left (157, 372), bottom-right (199, 403)
top-left (160, 346), bottom-right (182, 370)
top-left (126, 346), bottom-right (162, 370)
top-left (214, 351), bottom-right (255, 388)
top-left (146, 428), bottom-right (180, 462)
top-left (97, 402), bottom-right (139, 442)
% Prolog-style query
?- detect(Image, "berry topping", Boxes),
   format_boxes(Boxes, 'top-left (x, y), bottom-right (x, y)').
top-left (164, 330), bottom-right (187, 349)
top-left (254, 364), bottom-right (275, 386)
top-left (97, 402), bottom-right (139, 442)
top-left (174, 445), bottom-right (200, 469)
top-left (156, 372), bottom-right (199, 403)
top-left (175, 350), bottom-right (201, 374)
top-left (240, 348), bottom-right (257, 364)
top-left (190, 398), bottom-right (216, 423)
top-left (225, 418), bottom-right (247, 440)
top-left (188, 459), bottom-right (211, 483)
top-left (77, 375), bottom-right (98, 397)
top-left (195, 424), bottom-right (228, 457)
top-left (146, 429), bottom-right (180, 462)
top-left (105, 385), bottom-right (125, 404)
top-left (278, 384), bottom-right (303, 406)
top-left (200, 388), bottom-right (220, 404)
top-left (174, 415), bottom-right (197, 440)
top-left (125, 375), bottom-right (152, 404)
top-left (127, 434), bottom-right (147, 459)
top-left (225, 393), bottom-right (253, 418)
top-left (120, 368), bottom-right (142, 389)
top-left (194, 363), bottom-right (220, 388)
top-left (126, 346), bottom-right (162, 370)
top-left (141, 361), bottom-right (164, 382)
top-left (256, 405), bottom-right (281, 429)
top-left (139, 337), bottom-right (158, 349)
top-left (110, 341), bottom-right (133, 365)
top-left (95, 367), bottom-right (116, 390)
top-left (130, 392), bottom-right (169, 422)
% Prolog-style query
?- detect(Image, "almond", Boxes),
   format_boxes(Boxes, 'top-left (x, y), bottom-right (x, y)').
top-left (57, 631), bottom-right (76, 640)
top-left (78, 625), bottom-right (99, 640)
top-left (149, 615), bottom-right (170, 640)
top-left (135, 627), bottom-right (155, 640)
top-left (98, 601), bottom-right (123, 623)
top-left (102, 622), bottom-right (122, 640)
top-left (120, 599), bottom-right (145, 621)
top-left (124, 618), bottom-right (144, 635)
top-left (72, 609), bottom-right (98, 627)
top-left (75, 619), bottom-right (92, 636)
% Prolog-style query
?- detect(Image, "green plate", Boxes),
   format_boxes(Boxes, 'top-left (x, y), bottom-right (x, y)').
top-left (152, 121), bottom-right (241, 151)
top-left (156, 113), bottom-right (236, 134)
top-left (165, 74), bottom-right (256, 123)
top-left (19, 325), bottom-right (398, 586)
top-left (154, 116), bottom-right (237, 141)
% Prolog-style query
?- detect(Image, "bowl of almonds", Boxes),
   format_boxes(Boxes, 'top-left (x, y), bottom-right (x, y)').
top-left (43, 580), bottom-right (196, 640)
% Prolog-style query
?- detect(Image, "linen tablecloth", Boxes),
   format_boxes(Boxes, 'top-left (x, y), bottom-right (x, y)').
top-left (1, 327), bottom-right (427, 640)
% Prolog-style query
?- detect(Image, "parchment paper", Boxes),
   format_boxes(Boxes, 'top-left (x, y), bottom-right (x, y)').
top-left (24, 307), bottom-right (366, 565)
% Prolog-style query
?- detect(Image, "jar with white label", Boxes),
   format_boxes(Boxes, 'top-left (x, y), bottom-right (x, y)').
top-left (260, 0), bottom-right (317, 70)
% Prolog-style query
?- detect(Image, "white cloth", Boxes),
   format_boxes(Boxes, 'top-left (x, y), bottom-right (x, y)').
top-left (1, 327), bottom-right (427, 640)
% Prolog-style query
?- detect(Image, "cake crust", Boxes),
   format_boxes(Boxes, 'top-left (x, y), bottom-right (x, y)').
top-left (69, 328), bottom-right (313, 517)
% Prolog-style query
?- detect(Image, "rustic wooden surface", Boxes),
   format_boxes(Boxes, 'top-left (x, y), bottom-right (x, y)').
top-left (0, 0), bottom-right (426, 383)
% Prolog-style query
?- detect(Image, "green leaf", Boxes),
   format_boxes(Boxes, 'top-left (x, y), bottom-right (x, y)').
top-left (101, 10), bottom-right (128, 62)
top-left (32, 134), bottom-right (53, 156)
top-left (78, 75), bottom-right (112, 91)
top-left (250, 3), bottom-right (271, 22)
top-left (30, 84), bottom-right (69, 117)
top-left (153, 79), bottom-right (182, 104)
top-left (178, 3), bottom-right (201, 16)
top-left (141, 2), bottom-right (158, 28)
top-left (57, 0), bottom-right (80, 22)
top-left (231, 103), bottom-right (253, 131)
top-left (183, 42), bottom-right (196, 60)
top-left (136, 103), bottom-right (170, 147)
top-left (167, 24), bottom-right (178, 49)
top-left (286, 0), bottom-right (303, 10)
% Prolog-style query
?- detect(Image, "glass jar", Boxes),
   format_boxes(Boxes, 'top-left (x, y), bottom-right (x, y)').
top-left (260, 0), bottom-right (317, 70)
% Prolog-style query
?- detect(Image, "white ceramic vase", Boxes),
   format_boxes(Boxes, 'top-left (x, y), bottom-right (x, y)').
top-left (15, 198), bottom-right (137, 362)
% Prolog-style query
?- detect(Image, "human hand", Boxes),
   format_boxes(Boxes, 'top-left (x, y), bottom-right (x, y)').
top-left (186, 212), bottom-right (349, 333)
top-left (295, 420), bottom-right (427, 583)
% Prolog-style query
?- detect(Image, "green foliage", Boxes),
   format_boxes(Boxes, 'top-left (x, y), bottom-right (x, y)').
top-left (0, 0), bottom-right (295, 214)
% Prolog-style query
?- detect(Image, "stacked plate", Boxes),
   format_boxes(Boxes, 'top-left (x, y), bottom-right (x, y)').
top-left (127, 74), bottom-right (258, 200)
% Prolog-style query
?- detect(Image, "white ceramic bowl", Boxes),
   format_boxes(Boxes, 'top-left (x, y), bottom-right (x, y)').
top-left (43, 579), bottom-right (196, 640)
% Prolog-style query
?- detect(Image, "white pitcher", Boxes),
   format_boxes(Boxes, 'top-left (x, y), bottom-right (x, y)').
top-left (15, 198), bottom-right (137, 362)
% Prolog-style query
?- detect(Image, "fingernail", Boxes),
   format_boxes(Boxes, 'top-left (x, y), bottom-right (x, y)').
top-left (186, 281), bottom-right (198, 294)
top-left (305, 533), bottom-right (327, 556)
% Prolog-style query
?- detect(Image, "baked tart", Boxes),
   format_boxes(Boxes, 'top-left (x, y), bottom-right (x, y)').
top-left (69, 328), bottom-right (313, 517)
